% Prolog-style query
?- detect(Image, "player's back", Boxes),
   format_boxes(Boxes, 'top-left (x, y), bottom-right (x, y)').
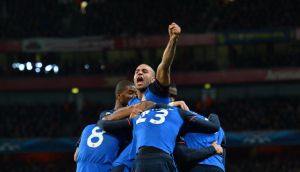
top-left (76, 124), bottom-right (120, 172)
top-left (184, 114), bottom-right (225, 171)
top-left (132, 107), bottom-right (184, 154)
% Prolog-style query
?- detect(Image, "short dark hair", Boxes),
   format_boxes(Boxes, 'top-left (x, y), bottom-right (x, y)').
top-left (115, 80), bottom-right (134, 96)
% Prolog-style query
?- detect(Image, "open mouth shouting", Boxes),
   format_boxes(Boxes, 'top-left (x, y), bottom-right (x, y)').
top-left (136, 76), bottom-right (144, 86)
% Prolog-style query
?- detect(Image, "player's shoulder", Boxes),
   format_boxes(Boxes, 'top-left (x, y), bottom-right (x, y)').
top-left (178, 109), bottom-right (208, 120)
top-left (188, 110), bottom-right (207, 119)
top-left (82, 124), bottom-right (98, 133)
top-left (147, 80), bottom-right (169, 97)
top-left (163, 106), bottom-right (182, 115)
top-left (169, 106), bottom-right (180, 111)
top-left (219, 127), bottom-right (225, 134)
top-left (99, 109), bottom-right (114, 120)
top-left (128, 97), bottom-right (141, 106)
top-left (84, 123), bottom-right (97, 129)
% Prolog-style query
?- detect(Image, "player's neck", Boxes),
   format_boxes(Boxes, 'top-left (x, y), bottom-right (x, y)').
top-left (137, 91), bottom-right (144, 99)
top-left (114, 101), bottom-right (123, 110)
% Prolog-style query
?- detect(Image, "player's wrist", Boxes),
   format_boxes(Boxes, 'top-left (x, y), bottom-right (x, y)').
top-left (209, 145), bottom-right (217, 154)
top-left (170, 35), bottom-right (179, 40)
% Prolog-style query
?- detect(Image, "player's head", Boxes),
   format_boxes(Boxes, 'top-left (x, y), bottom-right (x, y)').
top-left (169, 82), bottom-right (177, 102)
top-left (133, 64), bottom-right (155, 91)
top-left (115, 80), bottom-right (137, 107)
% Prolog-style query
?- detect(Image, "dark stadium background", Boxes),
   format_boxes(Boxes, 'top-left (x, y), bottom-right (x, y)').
top-left (1, 0), bottom-right (300, 171)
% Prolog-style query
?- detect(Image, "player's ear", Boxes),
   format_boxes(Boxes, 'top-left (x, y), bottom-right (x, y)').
top-left (151, 77), bottom-right (155, 82)
top-left (116, 93), bottom-right (121, 100)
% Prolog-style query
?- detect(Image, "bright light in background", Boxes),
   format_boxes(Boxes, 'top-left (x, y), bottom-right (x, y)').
top-left (18, 64), bottom-right (25, 71)
top-left (10, 61), bottom-right (59, 75)
top-left (100, 64), bottom-right (105, 70)
top-left (53, 65), bottom-right (59, 74)
top-left (26, 62), bottom-right (33, 70)
top-left (81, 1), bottom-right (88, 8)
top-left (84, 64), bottom-right (90, 70)
top-left (45, 65), bottom-right (53, 72)
top-left (35, 68), bottom-right (41, 73)
top-left (80, 1), bottom-right (88, 14)
top-left (10, 62), bottom-right (58, 75)
top-left (204, 83), bottom-right (211, 89)
top-left (71, 87), bottom-right (80, 94)
top-left (12, 63), bottom-right (20, 69)
top-left (35, 62), bottom-right (43, 68)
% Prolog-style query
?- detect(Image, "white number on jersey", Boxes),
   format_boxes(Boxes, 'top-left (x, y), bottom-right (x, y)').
top-left (87, 126), bottom-right (105, 148)
top-left (136, 110), bottom-right (150, 124)
top-left (136, 109), bottom-right (169, 125)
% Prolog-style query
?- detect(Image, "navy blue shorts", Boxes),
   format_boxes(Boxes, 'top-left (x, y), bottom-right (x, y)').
top-left (132, 148), bottom-right (177, 172)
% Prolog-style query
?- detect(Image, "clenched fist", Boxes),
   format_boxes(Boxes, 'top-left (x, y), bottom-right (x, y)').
top-left (168, 22), bottom-right (181, 38)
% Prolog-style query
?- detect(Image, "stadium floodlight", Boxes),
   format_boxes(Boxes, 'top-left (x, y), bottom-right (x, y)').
top-left (71, 87), bottom-right (80, 94)
top-left (80, 1), bottom-right (88, 14)
top-left (35, 68), bottom-right (41, 73)
top-left (18, 64), bottom-right (25, 71)
top-left (204, 83), bottom-right (211, 89)
top-left (35, 62), bottom-right (43, 68)
top-left (26, 62), bottom-right (33, 71)
top-left (53, 65), bottom-right (59, 74)
top-left (12, 62), bottom-right (20, 69)
top-left (84, 64), bottom-right (90, 70)
top-left (45, 65), bottom-right (53, 72)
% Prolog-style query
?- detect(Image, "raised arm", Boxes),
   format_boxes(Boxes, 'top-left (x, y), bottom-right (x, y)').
top-left (156, 22), bottom-right (181, 86)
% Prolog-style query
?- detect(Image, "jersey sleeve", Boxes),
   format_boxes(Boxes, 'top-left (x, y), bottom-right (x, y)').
top-left (174, 137), bottom-right (216, 164)
top-left (180, 110), bottom-right (220, 133)
top-left (99, 110), bottom-right (113, 120)
top-left (148, 80), bottom-right (169, 97)
top-left (97, 118), bottom-right (133, 135)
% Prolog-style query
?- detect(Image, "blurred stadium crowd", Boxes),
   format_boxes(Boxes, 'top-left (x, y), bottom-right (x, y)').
top-left (1, 0), bottom-right (300, 38)
top-left (1, 49), bottom-right (300, 77)
top-left (227, 155), bottom-right (300, 172)
top-left (1, 97), bottom-right (299, 138)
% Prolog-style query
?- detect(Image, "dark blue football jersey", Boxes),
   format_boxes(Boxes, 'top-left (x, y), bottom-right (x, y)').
top-left (76, 124), bottom-right (120, 172)
top-left (131, 107), bottom-right (184, 154)
top-left (99, 107), bottom-right (221, 172)
top-left (128, 81), bottom-right (171, 106)
top-left (183, 113), bottom-right (225, 171)
top-left (112, 141), bottom-right (134, 172)
top-left (114, 80), bottom-right (171, 171)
